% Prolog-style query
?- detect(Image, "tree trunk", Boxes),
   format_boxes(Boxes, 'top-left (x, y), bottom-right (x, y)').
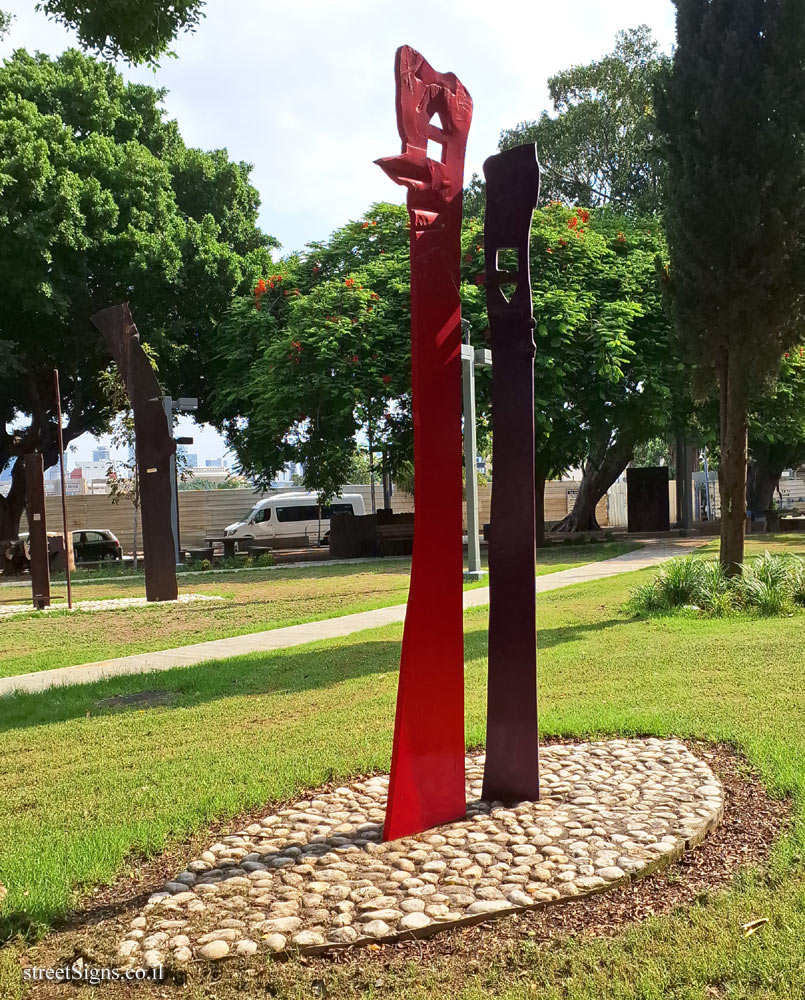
top-left (553, 433), bottom-right (636, 533)
top-left (718, 354), bottom-right (749, 575)
top-left (0, 457), bottom-right (27, 541)
top-left (746, 453), bottom-right (784, 514)
top-left (534, 454), bottom-right (547, 548)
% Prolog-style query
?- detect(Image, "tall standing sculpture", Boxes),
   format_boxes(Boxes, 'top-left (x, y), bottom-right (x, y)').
top-left (24, 453), bottom-right (51, 610)
top-left (91, 304), bottom-right (178, 603)
top-left (377, 46), bottom-right (473, 840)
top-left (482, 144), bottom-right (541, 803)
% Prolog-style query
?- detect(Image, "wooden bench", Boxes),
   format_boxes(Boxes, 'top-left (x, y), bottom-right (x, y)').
top-left (376, 522), bottom-right (414, 557)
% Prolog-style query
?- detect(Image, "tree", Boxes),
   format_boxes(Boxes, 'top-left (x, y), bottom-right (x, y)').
top-left (0, 48), bottom-right (273, 539)
top-left (28, 1), bottom-right (205, 64)
top-left (657, 0), bottom-right (805, 573)
top-left (498, 27), bottom-right (670, 214)
top-left (747, 346), bottom-right (805, 513)
top-left (211, 210), bottom-right (412, 503)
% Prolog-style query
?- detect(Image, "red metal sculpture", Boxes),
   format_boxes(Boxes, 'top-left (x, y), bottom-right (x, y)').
top-left (91, 303), bottom-right (178, 603)
top-left (482, 144), bottom-right (541, 803)
top-left (377, 46), bottom-right (472, 840)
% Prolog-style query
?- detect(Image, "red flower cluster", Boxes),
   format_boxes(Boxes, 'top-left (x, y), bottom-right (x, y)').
top-left (474, 273), bottom-right (486, 285)
top-left (345, 278), bottom-right (356, 288)
top-left (559, 238), bottom-right (568, 248)
top-left (370, 292), bottom-right (379, 301)
top-left (350, 354), bottom-right (359, 363)
top-left (382, 374), bottom-right (392, 384)
top-left (616, 232), bottom-right (626, 244)
top-left (568, 216), bottom-right (578, 230)
top-left (361, 220), bottom-right (378, 229)
top-left (254, 274), bottom-right (285, 309)
top-left (288, 340), bottom-right (302, 365)
top-left (578, 209), bottom-right (590, 224)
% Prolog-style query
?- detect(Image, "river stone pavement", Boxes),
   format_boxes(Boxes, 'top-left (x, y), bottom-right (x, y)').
top-left (119, 739), bottom-right (723, 967)
top-left (0, 593), bottom-right (223, 619)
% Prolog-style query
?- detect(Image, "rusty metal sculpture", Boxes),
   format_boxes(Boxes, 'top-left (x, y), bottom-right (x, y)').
top-left (24, 452), bottom-right (51, 609)
top-left (91, 304), bottom-right (178, 603)
top-left (377, 45), bottom-right (472, 840)
top-left (482, 144), bottom-right (541, 803)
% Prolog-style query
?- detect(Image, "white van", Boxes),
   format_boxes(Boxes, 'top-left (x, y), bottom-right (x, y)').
top-left (223, 492), bottom-right (365, 549)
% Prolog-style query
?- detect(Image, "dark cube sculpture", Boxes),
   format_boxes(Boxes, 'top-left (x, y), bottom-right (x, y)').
top-left (627, 467), bottom-right (670, 534)
top-left (91, 303), bottom-right (178, 602)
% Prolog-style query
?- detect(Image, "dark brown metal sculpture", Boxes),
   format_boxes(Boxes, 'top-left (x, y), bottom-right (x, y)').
top-left (377, 45), bottom-right (472, 840)
top-left (91, 304), bottom-right (178, 602)
top-left (24, 452), bottom-right (51, 609)
top-left (482, 144), bottom-right (541, 803)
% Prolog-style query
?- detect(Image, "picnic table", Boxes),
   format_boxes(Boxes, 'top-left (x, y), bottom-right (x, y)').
top-left (204, 536), bottom-right (239, 559)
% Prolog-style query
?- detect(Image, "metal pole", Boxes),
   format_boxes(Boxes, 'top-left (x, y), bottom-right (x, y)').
top-left (163, 395), bottom-right (180, 563)
top-left (53, 369), bottom-right (72, 609)
top-left (461, 338), bottom-right (483, 581)
top-left (703, 446), bottom-right (713, 521)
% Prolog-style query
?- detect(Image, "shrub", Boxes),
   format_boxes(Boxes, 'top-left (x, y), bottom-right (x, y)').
top-left (255, 552), bottom-right (275, 567)
top-left (200, 559), bottom-right (212, 571)
top-left (628, 579), bottom-right (669, 615)
top-left (656, 555), bottom-right (704, 606)
top-left (630, 550), bottom-right (805, 618)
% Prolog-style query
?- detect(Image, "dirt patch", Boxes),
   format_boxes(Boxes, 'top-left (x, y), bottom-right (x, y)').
top-left (8, 741), bottom-right (792, 997)
top-left (95, 691), bottom-right (179, 711)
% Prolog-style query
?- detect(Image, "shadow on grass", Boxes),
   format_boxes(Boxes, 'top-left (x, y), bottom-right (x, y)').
top-left (0, 613), bottom-right (634, 737)
top-left (0, 636), bottom-right (407, 735)
top-left (535, 618), bottom-right (625, 650)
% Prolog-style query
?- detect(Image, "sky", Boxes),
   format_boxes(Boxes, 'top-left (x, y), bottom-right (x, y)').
top-left (2, 0), bottom-right (677, 466)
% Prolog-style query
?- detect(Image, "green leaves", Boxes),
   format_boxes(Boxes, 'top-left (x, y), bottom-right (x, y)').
top-left (35, 0), bottom-right (206, 66)
top-left (0, 47), bottom-right (270, 498)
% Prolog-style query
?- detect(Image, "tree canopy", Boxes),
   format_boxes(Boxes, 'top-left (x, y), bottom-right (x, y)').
top-left (747, 347), bottom-right (805, 513)
top-left (497, 26), bottom-right (669, 215)
top-left (211, 201), bottom-right (675, 527)
top-left (657, 0), bottom-right (805, 571)
top-left (0, 47), bottom-right (273, 536)
top-left (30, 1), bottom-right (205, 64)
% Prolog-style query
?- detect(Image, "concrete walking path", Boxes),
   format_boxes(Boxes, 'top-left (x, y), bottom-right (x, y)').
top-left (0, 539), bottom-right (702, 698)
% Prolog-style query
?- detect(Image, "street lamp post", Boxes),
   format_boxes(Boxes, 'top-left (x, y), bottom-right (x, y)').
top-left (461, 320), bottom-right (491, 581)
top-left (162, 395), bottom-right (198, 564)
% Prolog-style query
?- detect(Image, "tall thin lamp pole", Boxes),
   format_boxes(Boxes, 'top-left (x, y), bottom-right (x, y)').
top-left (53, 369), bottom-right (72, 609)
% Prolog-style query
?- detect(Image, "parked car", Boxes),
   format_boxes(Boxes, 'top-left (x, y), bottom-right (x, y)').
top-left (17, 528), bottom-right (122, 566)
top-left (223, 492), bottom-right (365, 549)
top-left (71, 529), bottom-right (122, 563)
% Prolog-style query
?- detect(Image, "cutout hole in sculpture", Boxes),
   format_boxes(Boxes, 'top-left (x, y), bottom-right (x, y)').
top-left (426, 137), bottom-right (445, 163)
top-left (498, 281), bottom-right (518, 302)
top-left (496, 247), bottom-right (519, 272)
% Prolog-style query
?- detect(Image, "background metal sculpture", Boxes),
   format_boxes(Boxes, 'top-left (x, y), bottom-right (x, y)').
top-left (91, 304), bottom-right (178, 603)
top-left (482, 143), bottom-right (541, 803)
top-left (24, 453), bottom-right (51, 609)
top-left (377, 45), bottom-right (472, 840)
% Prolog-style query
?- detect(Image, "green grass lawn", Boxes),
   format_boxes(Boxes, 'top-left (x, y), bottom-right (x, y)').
top-left (0, 556), bottom-right (803, 998)
top-left (0, 542), bottom-right (639, 678)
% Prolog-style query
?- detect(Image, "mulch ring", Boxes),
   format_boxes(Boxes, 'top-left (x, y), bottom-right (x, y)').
top-left (12, 739), bottom-right (792, 994)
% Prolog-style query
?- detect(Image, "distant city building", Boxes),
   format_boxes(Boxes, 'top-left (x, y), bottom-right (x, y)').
top-left (75, 460), bottom-right (110, 481)
top-left (92, 446), bottom-right (111, 463)
top-left (178, 445), bottom-right (198, 468)
top-left (206, 458), bottom-right (228, 468)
